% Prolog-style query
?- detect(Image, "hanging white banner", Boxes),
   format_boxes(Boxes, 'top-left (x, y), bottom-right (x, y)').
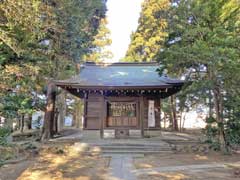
top-left (148, 100), bottom-right (155, 127)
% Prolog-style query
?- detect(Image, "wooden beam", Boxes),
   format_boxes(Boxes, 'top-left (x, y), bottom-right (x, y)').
top-left (140, 96), bottom-right (144, 137)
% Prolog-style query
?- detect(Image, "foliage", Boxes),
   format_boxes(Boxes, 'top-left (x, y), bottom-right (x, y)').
top-left (0, 127), bottom-right (11, 146)
top-left (158, 0), bottom-right (240, 150)
top-left (126, 0), bottom-right (240, 150)
top-left (0, 0), bottom-right (46, 57)
top-left (0, 0), bottom-right (107, 130)
top-left (83, 18), bottom-right (113, 62)
top-left (124, 0), bottom-right (170, 62)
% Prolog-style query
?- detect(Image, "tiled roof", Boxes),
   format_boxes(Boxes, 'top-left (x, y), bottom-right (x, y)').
top-left (55, 62), bottom-right (184, 88)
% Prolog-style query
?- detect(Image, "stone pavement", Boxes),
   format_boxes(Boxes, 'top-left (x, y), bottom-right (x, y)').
top-left (108, 154), bottom-right (137, 180)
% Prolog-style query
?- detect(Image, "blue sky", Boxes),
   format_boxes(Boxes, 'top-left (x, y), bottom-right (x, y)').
top-left (105, 0), bottom-right (143, 62)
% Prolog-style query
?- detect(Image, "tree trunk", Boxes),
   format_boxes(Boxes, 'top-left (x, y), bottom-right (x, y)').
top-left (209, 65), bottom-right (227, 152)
top-left (213, 86), bottom-right (227, 152)
top-left (41, 82), bottom-right (56, 141)
top-left (159, 98), bottom-right (162, 129)
top-left (208, 90), bottom-right (213, 117)
top-left (20, 114), bottom-right (24, 133)
top-left (168, 99), bottom-right (173, 129)
top-left (53, 109), bottom-right (59, 134)
top-left (170, 95), bottom-right (178, 131)
top-left (163, 112), bottom-right (166, 129)
top-left (28, 114), bottom-right (32, 129)
top-left (179, 111), bottom-right (183, 132)
top-left (23, 114), bottom-right (32, 130)
top-left (16, 115), bottom-right (20, 131)
top-left (72, 111), bottom-right (76, 127)
top-left (57, 91), bottom-right (66, 132)
top-left (75, 99), bottom-right (83, 129)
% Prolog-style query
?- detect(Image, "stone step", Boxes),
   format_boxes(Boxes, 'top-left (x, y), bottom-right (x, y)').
top-left (88, 143), bottom-right (170, 147)
top-left (101, 149), bottom-right (173, 154)
top-left (98, 146), bottom-right (171, 151)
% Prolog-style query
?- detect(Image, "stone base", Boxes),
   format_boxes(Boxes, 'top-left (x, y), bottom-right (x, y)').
top-left (129, 130), bottom-right (141, 137)
top-left (82, 129), bottom-right (162, 139)
top-left (115, 129), bottom-right (130, 138)
top-left (144, 130), bottom-right (162, 137)
top-left (82, 130), bottom-right (101, 140)
top-left (104, 130), bottom-right (115, 138)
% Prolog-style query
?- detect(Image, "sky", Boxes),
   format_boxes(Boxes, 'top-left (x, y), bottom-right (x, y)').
top-left (105, 0), bottom-right (143, 62)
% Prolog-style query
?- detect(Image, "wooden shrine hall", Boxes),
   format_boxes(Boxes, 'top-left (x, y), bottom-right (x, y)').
top-left (55, 62), bottom-right (184, 138)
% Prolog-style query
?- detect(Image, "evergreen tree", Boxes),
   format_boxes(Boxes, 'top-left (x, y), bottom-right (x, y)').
top-left (159, 0), bottom-right (240, 151)
top-left (0, 0), bottom-right (108, 139)
top-left (124, 0), bottom-right (170, 62)
top-left (83, 18), bottom-right (113, 62)
top-left (125, 0), bottom-right (240, 151)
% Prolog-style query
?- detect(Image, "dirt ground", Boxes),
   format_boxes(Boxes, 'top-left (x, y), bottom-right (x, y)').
top-left (0, 143), bottom-right (110, 180)
top-left (138, 168), bottom-right (240, 180)
top-left (1, 129), bottom-right (240, 180)
top-left (134, 152), bottom-right (240, 169)
top-left (134, 152), bottom-right (240, 180)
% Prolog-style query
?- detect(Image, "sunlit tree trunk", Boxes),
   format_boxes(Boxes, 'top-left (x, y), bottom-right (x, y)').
top-left (41, 82), bottom-right (56, 141)
top-left (23, 114), bottom-right (32, 130)
top-left (163, 112), bottom-right (166, 129)
top-left (210, 67), bottom-right (227, 152)
top-left (75, 99), bottom-right (83, 129)
top-left (57, 91), bottom-right (66, 132)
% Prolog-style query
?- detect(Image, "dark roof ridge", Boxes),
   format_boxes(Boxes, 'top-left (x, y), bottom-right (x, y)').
top-left (83, 61), bottom-right (159, 66)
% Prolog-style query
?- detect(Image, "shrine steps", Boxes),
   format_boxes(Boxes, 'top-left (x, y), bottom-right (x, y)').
top-left (87, 142), bottom-right (173, 154)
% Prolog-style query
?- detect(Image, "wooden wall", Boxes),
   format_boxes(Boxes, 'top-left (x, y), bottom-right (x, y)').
top-left (84, 93), bottom-right (103, 129)
top-left (84, 94), bottom-right (161, 130)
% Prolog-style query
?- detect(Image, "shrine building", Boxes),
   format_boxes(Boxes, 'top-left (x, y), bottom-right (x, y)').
top-left (55, 62), bottom-right (184, 138)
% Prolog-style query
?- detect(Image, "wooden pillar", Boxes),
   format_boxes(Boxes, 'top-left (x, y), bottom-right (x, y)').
top-left (140, 96), bottom-right (144, 137)
top-left (100, 95), bottom-right (105, 138)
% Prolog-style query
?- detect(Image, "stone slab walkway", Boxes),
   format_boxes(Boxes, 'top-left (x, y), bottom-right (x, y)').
top-left (109, 155), bottom-right (136, 180)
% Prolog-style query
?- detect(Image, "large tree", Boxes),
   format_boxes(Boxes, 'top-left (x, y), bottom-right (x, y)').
top-left (159, 0), bottom-right (240, 151)
top-left (0, 0), bottom-right (108, 140)
top-left (125, 0), bottom-right (240, 151)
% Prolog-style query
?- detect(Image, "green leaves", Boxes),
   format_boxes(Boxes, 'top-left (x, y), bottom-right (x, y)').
top-left (83, 18), bottom-right (113, 62)
top-left (127, 0), bottom-right (240, 147)
top-left (124, 0), bottom-right (170, 62)
top-left (0, 0), bottom-right (108, 123)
